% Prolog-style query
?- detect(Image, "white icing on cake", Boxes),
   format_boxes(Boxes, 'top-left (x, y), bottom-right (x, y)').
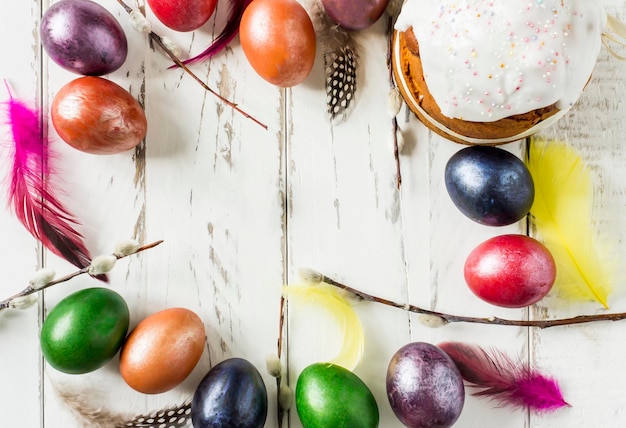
top-left (395, 0), bottom-right (606, 122)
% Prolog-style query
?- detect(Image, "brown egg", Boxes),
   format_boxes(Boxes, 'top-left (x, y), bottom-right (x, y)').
top-left (119, 307), bottom-right (206, 394)
top-left (51, 76), bottom-right (147, 155)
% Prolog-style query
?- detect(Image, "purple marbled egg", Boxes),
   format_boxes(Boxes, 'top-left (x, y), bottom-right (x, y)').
top-left (321, 0), bottom-right (389, 30)
top-left (387, 342), bottom-right (465, 428)
top-left (40, 0), bottom-right (128, 76)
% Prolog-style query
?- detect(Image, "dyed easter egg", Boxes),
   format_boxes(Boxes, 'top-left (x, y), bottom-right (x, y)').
top-left (119, 308), bottom-right (206, 394)
top-left (322, 0), bottom-right (389, 30)
top-left (147, 0), bottom-right (218, 32)
top-left (296, 362), bottom-right (379, 428)
top-left (51, 76), bottom-right (147, 154)
top-left (445, 146), bottom-right (534, 226)
top-left (239, 0), bottom-right (316, 87)
top-left (40, 287), bottom-right (130, 374)
top-left (40, 0), bottom-right (128, 76)
top-left (191, 358), bottom-right (268, 428)
top-left (387, 342), bottom-right (465, 428)
top-left (465, 234), bottom-right (556, 308)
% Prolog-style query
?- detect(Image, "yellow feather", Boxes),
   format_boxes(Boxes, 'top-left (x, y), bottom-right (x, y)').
top-left (283, 282), bottom-right (364, 371)
top-left (527, 138), bottom-right (613, 308)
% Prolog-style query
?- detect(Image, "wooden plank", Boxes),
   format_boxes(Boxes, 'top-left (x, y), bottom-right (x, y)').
top-left (0, 1), bottom-right (45, 425)
top-left (40, 0), bottom-right (285, 425)
top-left (40, 0), bottom-right (155, 423)
top-left (531, 2), bottom-right (626, 425)
top-left (286, 18), bottom-right (415, 427)
top-left (286, 12), bottom-right (528, 426)
top-left (412, 134), bottom-right (530, 428)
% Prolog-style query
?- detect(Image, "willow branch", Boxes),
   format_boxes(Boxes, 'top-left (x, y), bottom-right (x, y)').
top-left (276, 294), bottom-right (286, 428)
top-left (115, 0), bottom-right (268, 130)
top-left (386, 15), bottom-right (402, 190)
top-left (0, 240), bottom-right (163, 310)
top-left (300, 268), bottom-right (626, 329)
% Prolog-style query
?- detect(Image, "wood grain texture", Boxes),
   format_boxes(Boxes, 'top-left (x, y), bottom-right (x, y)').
top-left (287, 19), bottom-right (415, 426)
top-left (530, 3), bottom-right (626, 426)
top-left (0, 2), bottom-right (45, 426)
top-left (3, 0), bottom-right (626, 427)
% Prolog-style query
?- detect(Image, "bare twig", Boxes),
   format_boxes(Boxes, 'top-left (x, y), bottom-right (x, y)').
top-left (115, 0), bottom-right (268, 130)
top-left (386, 15), bottom-right (402, 190)
top-left (276, 294), bottom-right (286, 428)
top-left (300, 268), bottom-right (626, 329)
top-left (0, 240), bottom-right (163, 310)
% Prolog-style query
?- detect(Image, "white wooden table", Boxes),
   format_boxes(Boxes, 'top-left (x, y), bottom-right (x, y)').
top-left (2, 1), bottom-right (626, 427)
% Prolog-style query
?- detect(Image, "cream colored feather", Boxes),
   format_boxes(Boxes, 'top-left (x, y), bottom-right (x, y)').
top-left (527, 138), bottom-right (613, 308)
top-left (53, 380), bottom-right (191, 427)
top-left (283, 281), bottom-right (364, 371)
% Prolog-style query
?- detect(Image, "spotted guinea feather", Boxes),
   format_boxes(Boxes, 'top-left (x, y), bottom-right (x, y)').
top-left (56, 384), bottom-right (191, 428)
top-left (121, 402), bottom-right (192, 428)
top-left (56, 386), bottom-right (129, 428)
top-left (308, 0), bottom-right (359, 122)
top-left (325, 47), bottom-right (357, 121)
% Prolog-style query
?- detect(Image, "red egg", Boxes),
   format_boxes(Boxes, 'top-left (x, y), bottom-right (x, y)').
top-left (239, 0), bottom-right (316, 87)
top-left (51, 76), bottom-right (147, 155)
top-left (464, 234), bottom-right (556, 308)
top-left (119, 308), bottom-right (206, 394)
top-left (147, 0), bottom-right (218, 32)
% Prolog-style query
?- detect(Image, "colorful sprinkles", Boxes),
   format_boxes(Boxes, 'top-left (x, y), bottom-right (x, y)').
top-left (395, 0), bottom-right (605, 121)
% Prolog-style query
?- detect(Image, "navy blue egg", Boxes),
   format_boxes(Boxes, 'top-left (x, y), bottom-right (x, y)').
top-left (191, 358), bottom-right (268, 428)
top-left (444, 146), bottom-right (534, 226)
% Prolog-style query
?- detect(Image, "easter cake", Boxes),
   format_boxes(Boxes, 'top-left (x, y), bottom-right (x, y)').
top-left (392, 0), bottom-right (606, 144)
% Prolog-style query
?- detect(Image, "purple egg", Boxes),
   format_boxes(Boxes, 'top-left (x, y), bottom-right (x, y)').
top-left (321, 0), bottom-right (389, 30)
top-left (40, 0), bottom-right (128, 76)
top-left (387, 342), bottom-right (465, 428)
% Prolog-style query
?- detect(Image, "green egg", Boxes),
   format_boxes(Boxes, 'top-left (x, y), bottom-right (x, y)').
top-left (40, 287), bottom-right (130, 374)
top-left (295, 362), bottom-right (379, 428)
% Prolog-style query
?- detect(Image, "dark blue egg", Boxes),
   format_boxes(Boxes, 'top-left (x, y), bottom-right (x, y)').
top-left (191, 358), bottom-right (268, 428)
top-left (444, 146), bottom-right (534, 226)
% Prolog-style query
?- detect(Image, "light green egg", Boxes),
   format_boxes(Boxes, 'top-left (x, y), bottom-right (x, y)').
top-left (295, 362), bottom-right (379, 428)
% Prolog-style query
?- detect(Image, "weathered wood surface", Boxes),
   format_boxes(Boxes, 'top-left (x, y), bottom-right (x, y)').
top-left (1, 0), bottom-right (626, 427)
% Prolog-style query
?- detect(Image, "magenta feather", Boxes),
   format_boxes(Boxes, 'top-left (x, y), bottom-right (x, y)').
top-left (2, 84), bottom-right (104, 280)
top-left (169, 0), bottom-right (252, 68)
top-left (439, 341), bottom-right (568, 413)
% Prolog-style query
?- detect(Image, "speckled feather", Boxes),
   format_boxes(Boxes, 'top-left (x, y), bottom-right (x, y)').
top-left (55, 384), bottom-right (191, 428)
top-left (121, 402), bottom-right (192, 428)
top-left (308, 0), bottom-right (359, 122)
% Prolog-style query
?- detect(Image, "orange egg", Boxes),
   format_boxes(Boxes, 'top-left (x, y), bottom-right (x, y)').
top-left (51, 76), bottom-right (147, 155)
top-left (119, 308), bottom-right (206, 394)
top-left (239, 0), bottom-right (316, 87)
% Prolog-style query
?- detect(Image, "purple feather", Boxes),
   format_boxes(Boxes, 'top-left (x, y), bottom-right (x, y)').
top-left (169, 0), bottom-right (252, 68)
top-left (2, 83), bottom-right (106, 281)
top-left (439, 341), bottom-right (569, 413)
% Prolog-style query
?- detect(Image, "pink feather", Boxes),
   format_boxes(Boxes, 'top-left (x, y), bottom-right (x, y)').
top-left (439, 341), bottom-right (569, 413)
top-left (169, 0), bottom-right (252, 68)
top-left (2, 84), bottom-right (105, 280)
